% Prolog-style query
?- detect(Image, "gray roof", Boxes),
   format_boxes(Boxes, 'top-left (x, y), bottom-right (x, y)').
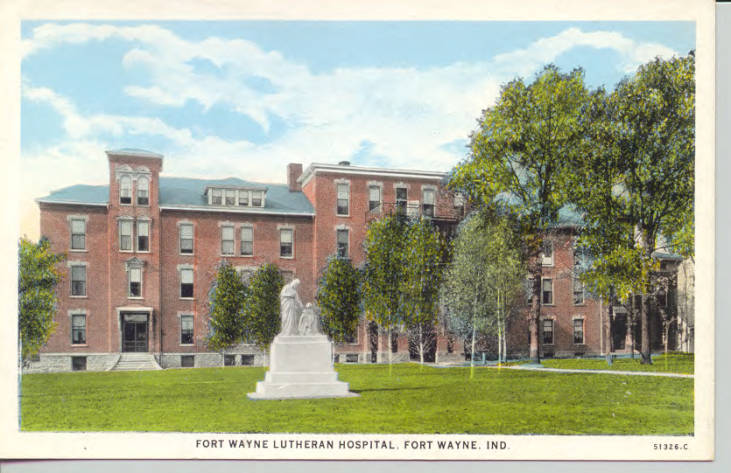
top-left (38, 176), bottom-right (314, 215)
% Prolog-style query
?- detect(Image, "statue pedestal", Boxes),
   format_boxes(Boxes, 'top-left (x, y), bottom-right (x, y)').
top-left (247, 335), bottom-right (358, 399)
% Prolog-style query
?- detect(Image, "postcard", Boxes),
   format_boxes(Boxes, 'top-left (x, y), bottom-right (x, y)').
top-left (0, 0), bottom-right (715, 462)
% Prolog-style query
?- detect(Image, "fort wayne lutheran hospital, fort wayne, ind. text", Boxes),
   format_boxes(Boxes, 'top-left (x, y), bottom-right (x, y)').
top-left (27, 148), bottom-right (694, 372)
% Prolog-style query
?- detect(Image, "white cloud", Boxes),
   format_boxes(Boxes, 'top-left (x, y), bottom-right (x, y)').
top-left (20, 23), bottom-right (685, 238)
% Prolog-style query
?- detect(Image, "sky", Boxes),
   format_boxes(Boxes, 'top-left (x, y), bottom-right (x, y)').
top-left (19, 20), bottom-right (695, 239)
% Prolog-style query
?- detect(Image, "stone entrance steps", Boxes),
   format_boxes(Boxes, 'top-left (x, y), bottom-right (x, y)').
top-left (111, 353), bottom-right (162, 371)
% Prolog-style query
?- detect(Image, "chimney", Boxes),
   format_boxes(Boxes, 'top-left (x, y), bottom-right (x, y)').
top-left (287, 163), bottom-right (303, 192)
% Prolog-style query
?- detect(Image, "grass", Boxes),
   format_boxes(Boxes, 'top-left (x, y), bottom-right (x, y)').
top-left (539, 353), bottom-right (694, 374)
top-left (20, 363), bottom-right (693, 434)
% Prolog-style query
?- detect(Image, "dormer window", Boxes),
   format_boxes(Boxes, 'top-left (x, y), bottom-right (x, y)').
top-left (137, 177), bottom-right (149, 206)
top-left (120, 176), bottom-right (132, 205)
top-left (238, 190), bottom-right (249, 206)
top-left (211, 189), bottom-right (223, 205)
top-left (252, 191), bottom-right (263, 207)
top-left (225, 189), bottom-right (236, 206)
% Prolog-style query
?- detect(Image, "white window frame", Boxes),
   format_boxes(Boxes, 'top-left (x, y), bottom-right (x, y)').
top-left (180, 313), bottom-right (194, 346)
top-left (225, 189), bottom-right (236, 206)
top-left (211, 188), bottom-right (223, 205)
top-left (240, 225), bottom-right (254, 257)
top-left (69, 263), bottom-right (87, 298)
top-left (422, 186), bottom-right (436, 217)
top-left (542, 318), bottom-right (554, 345)
top-left (367, 182), bottom-right (382, 213)
top-left (335, 181), bottom-right (350, 217)
top-left (220, 224), bottom-right (235, 256)
top-left (69, 216), bottom-right (87, 251)
top-left (178, 222), bottom-right (194, 255)
top-left (541, 278), bottom-right (554, 305)
top-left (251, 190), bottom-right (264, 207)
top-left (127, 266), bottom-right (143, 299)
top-left (336, 227), bottom-right (350, 258)
top-left (118, 218), bottom-right (133, 253)
top-left (137, 176), bottom-right (150, 206)
top-left (572, 317), bottom-right (585, 345)
top-left (70, 310), bottom-right (87, 346)
top-left (179, 266), bottom-right (194, 300)
top-left (279, 227), bottom-right (294, 259)
top-left (119, 175), bottom-right (132, 205)
top-left (541, 240), bottom-right (554, 266)
top-left (395, 186), bottom-right (408, 215)
top-left (238, 190), bottom-right (250, 207)
top-left (136, 219), bottom-right (150, 253)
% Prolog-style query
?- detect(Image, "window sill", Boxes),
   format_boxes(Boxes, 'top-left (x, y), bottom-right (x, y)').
top-left (179, 297), bottom-right (195, 301)
top-left (119, 250), bottom-right (134, 253)
top-left (128, 296), bottom-right (144, 300)
top-left (69, 249), bottom-right (88, 253)
top-left (137, 250), bottom-right (151, 254)
top-left (280, 256), bottom-right (294, 260)
top-left (179, 253), bottom-right (194, 256)
top-left (240, 254), bottom-right (254, 258)
top-left (71, 344), bottom-right (88, 347)
top-left (573, 303), bottom-right (586, 307)
top-left (179, 344), bottom-right (194, 347)
top-left (542, 303), bottom-right (555, 307)
top-left (70, 295), bottom-right (88, 299)
top-left (220, 254), bottom-right (236, 258)
top-left (542, 343), bottom-right (554, 346)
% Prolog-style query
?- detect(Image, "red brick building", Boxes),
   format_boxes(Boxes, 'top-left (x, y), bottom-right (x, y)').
top-left (30, 149), bottom-right (676, 372)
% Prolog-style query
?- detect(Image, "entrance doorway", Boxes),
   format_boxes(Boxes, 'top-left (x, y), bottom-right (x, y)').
top-left (122, 312), bottom-right (149, 352)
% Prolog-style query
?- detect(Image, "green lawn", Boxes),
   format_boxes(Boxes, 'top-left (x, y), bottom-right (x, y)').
top-left (540, 353), bottom-right (694, 374)
top-left (20, 363), bottom-right (693, 434)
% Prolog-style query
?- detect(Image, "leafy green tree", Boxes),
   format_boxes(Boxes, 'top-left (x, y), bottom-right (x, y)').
top-left (450, 65), bottom-right (590, 363)
top-left (401, 217), bottom-right (445, 364)
top-left (571, 54), bottom-right (695, 364)
top-left (317, 256), bottom-right (362, 343)
top-left (243, 263), bottom-right (285, 351)
top-left (18, 237), bottom-right (65, 361)
top-left (362, 214), bottom-right (408, 372)
top-left (441, 212), bottom-right (525, 378)
top-left (207, 261), bottom-right (248, 352)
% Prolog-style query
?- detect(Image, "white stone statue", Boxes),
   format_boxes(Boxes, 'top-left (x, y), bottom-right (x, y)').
top-left (279, 278), bottom-right (303, 336)
top-left (298, 303), bottom-right (321, 336)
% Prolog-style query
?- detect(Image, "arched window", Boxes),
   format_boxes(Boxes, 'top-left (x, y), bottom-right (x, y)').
top-left (120, 176), bottom-right (132, 205)
top-left (137, 177), bottom-right (149, 206)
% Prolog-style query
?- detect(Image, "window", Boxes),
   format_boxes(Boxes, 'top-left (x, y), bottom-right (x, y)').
top-left (137, 220), bottom-right (149, 252)
top-left (71, 313), bottom-right (86, 344)
top-left (396, 187), bottom-right (408, 215)
top-left (252, 190), bottom-right (263, 207)
top-left (391, 332), bottom-right (399, 353)
top-left (280, 228), bottom-right (293, 257)
top-left (337, 229), bottom-right (349, 258)
top-left (179, 224), bottom-right (193, 254)
top-left (224, 355), bottom-right (236, 366)
top-left (137, 177), bottom-right (149, 205)
top-left (542, 278), bottom-right (553, 305)
top-left (573, 319), bottom-right (585, 344)
top-left (119, 220), bottom-right (132, 252)
top-left (238, 190), bottom-right (249, 207)
top-left (180, 314), bottom-right (194, 344)
top-left (70, 218), bottom-right (86, 250)
top-left (542, 319), bottom-right (554, 345)
top-left (211, 189), bottom-right (222, 205)
top-left (120, 176), bottom-right (132, 204)
top-left (72, 356), bottom-right (87, 371)
top-left (240, 226), bottom-right (253, 256)
top-left (368, 185), bottom-right (381, 212)
top-left (336, 183), bottom-right (349, 216)
top-left (541, 241), bottom-right (554, 266)
top-left (128, 267), bottom-right (142, 297)
top-left (180, 268), bottom-right (194, 298)
top-left (241, 354), bottom-right (255, 365)
top-left (181, 355), bottom-right (195, 368)
top-left (422, 188), bottom-right (435, 217)
top-left (221, 226), bottom-right (234, 255)
top-left (573, 277), bottom-right (585, 305)
top-left (71, 265), bottom-right (86, 297)
top-left (225, 189), bottom-right (236, 206)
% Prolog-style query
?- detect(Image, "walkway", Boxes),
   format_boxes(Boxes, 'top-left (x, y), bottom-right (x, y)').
top-left (492, 364), bottom-right (694, 378)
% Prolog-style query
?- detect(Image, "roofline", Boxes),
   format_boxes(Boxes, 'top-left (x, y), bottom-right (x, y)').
top-left (106, 149), bottom-right (163, 159)
top-left (36, 199), bottom-right (108, 207)
top-left (203, 184), bottom-right (268, 194)
top-left (298, 163), bottom-right (447, 188)
top-left (159, 205), bottom-right (314, 217)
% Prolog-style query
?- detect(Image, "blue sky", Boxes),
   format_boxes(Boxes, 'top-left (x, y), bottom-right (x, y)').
top-left (20, 20), bottom-right (695, 237)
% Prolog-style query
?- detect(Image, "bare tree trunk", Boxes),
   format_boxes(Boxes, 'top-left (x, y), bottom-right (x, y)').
top-left (419, 324), bottom-right (424, 365)
top-left (388, 327), bottom-right (393, 376)
top-left (640, 290), bottom-right (652, 364)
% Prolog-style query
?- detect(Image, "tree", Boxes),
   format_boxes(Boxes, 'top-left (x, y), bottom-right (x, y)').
top-left (317, 256), bottom-right (361, 344)
top-left (207, 261), bottom-right (248, 352)
top-left (572, 53), bottom-right (695, 364)
top-left (450, 65), bottom-right (590, 363)
top-left (362, 214), bottom-right (408, 372)
top-left (243, 264), bottom-right (285, 351)
top-left (401, 217), bottom-right (445, 364)
top-left (18, 237), bottom-right (65, 361)
top-left (441, 212), bottom-right (525, 378)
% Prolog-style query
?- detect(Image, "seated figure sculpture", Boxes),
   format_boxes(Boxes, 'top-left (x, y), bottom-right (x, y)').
top-left (298, 303), bottom-right (321, 336)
